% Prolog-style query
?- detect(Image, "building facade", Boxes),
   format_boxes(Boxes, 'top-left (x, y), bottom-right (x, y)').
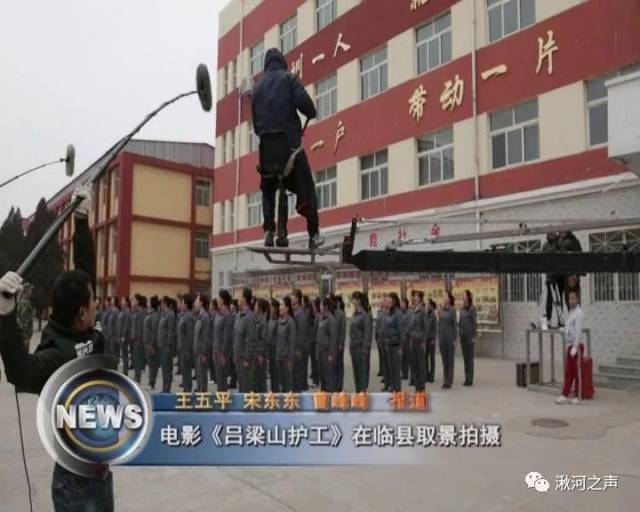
top-left (49, 140), bottom-right (215, 299)
top-left (212, 0), bottom-right (640, 364)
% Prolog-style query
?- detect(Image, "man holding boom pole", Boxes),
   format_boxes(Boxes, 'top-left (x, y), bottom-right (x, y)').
top-left (0, 185), bottom-right (117, 511)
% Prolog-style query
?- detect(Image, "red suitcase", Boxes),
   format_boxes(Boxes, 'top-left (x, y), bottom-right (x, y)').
top-left (580, 356), bottom-right (595, 399)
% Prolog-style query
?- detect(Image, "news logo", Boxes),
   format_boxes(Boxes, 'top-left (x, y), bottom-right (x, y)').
top-left (37, 355), bottom-right (151, 476)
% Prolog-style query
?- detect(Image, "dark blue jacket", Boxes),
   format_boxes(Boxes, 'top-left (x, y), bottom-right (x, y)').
top-left (251, 48), bottom-right (317, 148)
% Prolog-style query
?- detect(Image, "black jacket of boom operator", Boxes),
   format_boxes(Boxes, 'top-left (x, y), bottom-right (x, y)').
top-left (251, 48), bottom-right (317, 148)
top-left (0, 216), bottom-right (114, 395)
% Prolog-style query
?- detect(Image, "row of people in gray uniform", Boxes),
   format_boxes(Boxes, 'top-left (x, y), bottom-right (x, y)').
top-left (375, 289), bottom-right (478, 391)
top-left (97, 294), bottom-right (179, 392)
top-left (96, 286), bottom-right (478, 394)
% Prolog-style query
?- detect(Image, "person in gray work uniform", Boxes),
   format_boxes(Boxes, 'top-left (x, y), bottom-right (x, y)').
top-left (213, 290), bottom-right (232, 391)
top-left (233, 288), bottom-right (256, 392)
top-left (375, 299), bottom-right (388, 391)
top-left (193, 294), bottom-right (211, 393)
top-left (267, 299), bottom-right (280, 392)
top-left (276, 297), bottom-right (297, 392)
top-left (408, 290), bottom-right (428, 392)
top-left (208, 299), bottom-right (219, 384)
top-left (143, 295), bottom-right (161, 390)
top-left (116, 296), bottom-right (132, 375)
top-left (177, 293), bottom-right (195, 392)
top-left (159, 296), bottom-right (177, 393)
top-left (253, 298), bottom-right (270, 392)
top-left (317, 297), bottom-right (338, 392)
top-left (400, 297), bottom-right (411, 381)
top-left (108, 299), bottom-right (120, 357)
top-left (349, 291), bottom-right (371, 393)
top-left (292, 289), bottom-right (310, 392)
top-left (309, 297), bottom-right (320, 387)
top-left (381, 293), bottom-right (403, 392)
top-left (364, 294), bottom-right (374, 389)
top-left (131, 294), bottom-right (147, 384)
top-left (439, 292), bottom-right (457, 389)
top-left (425, 299), bottom-right (438, 383)
top-left (332, 295), bottom-right (346, 392)
top-left (458, 289), bottom-right (478, 387)
top-left (102, 297), bottom-right (113, 355)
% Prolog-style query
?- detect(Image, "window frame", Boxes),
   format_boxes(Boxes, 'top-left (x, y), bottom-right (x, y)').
top-left (490, 99), bottom-right (539, 170)
top-left (314, 166), bottom-right (338, 210)
top-left (417, 127), bottom-right (454, 187)
top-left (250, 40), bottom-right (265, 77)
top-left (416, 11), bottom-right (452, 75)
top-left (279, 14), bottom-right (298, 55)
top-left (589, 228), bottom-right (640, 303)
top-left (360, 46), bottom-right (388, 101)
top-left (247, 191), bottom-right (263, 227)
top-left (360, 149), bottom-right (389, 201)
top-left (315, 73), bottom-right (338, 120)
top-left (487, 0), bottom-right (536, 43)
top-left (195, 180), bottom-right (211, 207)
top-left (195, 231), bottom-right (210, 259)
top-left (499, 239), bottom-right (543, 303)
top-left (315, 0), bottom-right (337, 32)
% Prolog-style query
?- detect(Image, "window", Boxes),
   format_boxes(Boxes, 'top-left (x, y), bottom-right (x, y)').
top-left (586, 64), bottom-right (640, 147)
top-left (195, 231), bottom-right (209, 259)
top-left (487, 0), bottom-right (535, 43)
top-left (590, 229), bottom-right (640, 302)
top-left (360, 46), bottom-right (388, 101)
top-left (218, 271), bottom-right (225, 288)
top-left (287, 193), bottom-right (297, 217)
top-left (248, 121), bottom-right (259, 152)
top-left (316, 0), bottom-right (336, 31)
top-left (112, 171), bottom-right (119, 204)
top-left (250, 40), bottom-right (264, 76)
top-left (416, 12), bottom-right (452, 74)
top-left (228, 199), bottom-right (235, 231)
top-left (100, 177), bottom-right (107, 205)
top-left (314, 167), bottom-right (337, 209)
top-left (279, 15), bottom-right (297, 55)
top-left (195, 180), bottom-right (211, 207)
top-left (223, 65), bottom-right (229, 95)
top-left (111, 227), bottom-right (118, 255)
top-left (360, 150), bottom-right (389, 200)
top-left (247, 191), bottom-right (263, 227)
top-left (417, 127), bottom-right (454, 186)
top-left (490, 99), bottom-right (539, 169)
top-left (220, 201), bottom-right (226, 232)
top-left (315, 73), bottom-right (337, 120)
top-left (231, 58), bottom-right (237, 91)
top-left (220, 134), bottom-right (226, 164)
top-left (499, 240), bottom-right (543, 302)
top-left (227, 130), bottom-right (235, 162)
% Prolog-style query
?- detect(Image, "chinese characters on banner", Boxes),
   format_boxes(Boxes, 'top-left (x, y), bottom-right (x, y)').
top-left (452, 276), bottom-right (500, 325)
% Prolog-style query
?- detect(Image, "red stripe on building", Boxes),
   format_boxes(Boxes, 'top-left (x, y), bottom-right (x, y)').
top-left (218, 0), bottom-right (308, 70)
top-left (212, 148), bottom-right (624, 248)
top-left (216, 0), bottom-right (640, 139)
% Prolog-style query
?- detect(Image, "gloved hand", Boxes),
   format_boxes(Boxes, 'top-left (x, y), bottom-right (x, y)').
top-left (0, 271), bottom-right (23, 316)
top-left (72, 184), bottom-right (92, 218)
top-left (570, 345), bottom-right (578, 357)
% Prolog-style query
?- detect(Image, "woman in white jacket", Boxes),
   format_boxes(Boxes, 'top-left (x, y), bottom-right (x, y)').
top-left (556, 290), bottom-right (585, 404)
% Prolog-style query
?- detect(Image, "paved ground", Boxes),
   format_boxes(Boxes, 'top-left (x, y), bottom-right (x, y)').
top-left (1, 329), bottom-right (639, 511)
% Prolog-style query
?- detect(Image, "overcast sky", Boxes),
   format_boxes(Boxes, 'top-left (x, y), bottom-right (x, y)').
top-left (0, 0), bottom-right (233, 222)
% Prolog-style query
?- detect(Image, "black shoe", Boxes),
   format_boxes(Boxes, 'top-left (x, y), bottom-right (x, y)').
top-left (264, 230), bottom-right (275, 247)
top-left (309, 233), bottom-right (325, 250)
top-left (377, 372), bottom-right (383, 377)
top-left (276, 236), bottom-right (289, 248)
top-left (402, 374), bottom-right (409, 380)
top-left (463, 381), bottom-right (472, 386)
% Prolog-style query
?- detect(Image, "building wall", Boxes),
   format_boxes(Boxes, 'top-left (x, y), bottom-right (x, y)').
top-left (213, 0), bottom-right (640, 364)
top-left (50, 150), bottom-right (214, 299)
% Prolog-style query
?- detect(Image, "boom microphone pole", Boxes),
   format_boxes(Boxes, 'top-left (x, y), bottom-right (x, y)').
top-left (0, 144), bottom-right (76, 189)
top-left (12, 63), bottom-right (212, 280)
